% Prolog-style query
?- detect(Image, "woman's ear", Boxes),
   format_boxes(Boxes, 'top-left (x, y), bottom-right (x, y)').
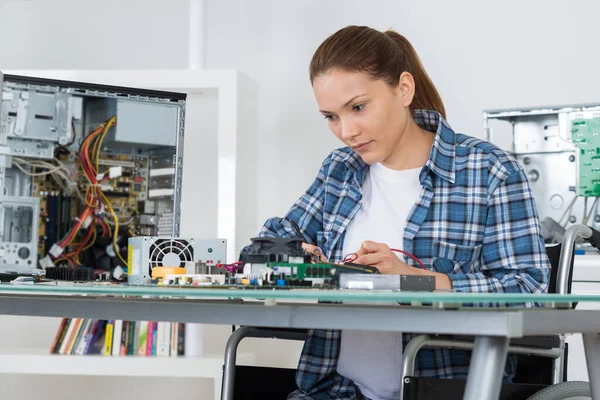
top-left (398, 72), bottom-right (415, 107)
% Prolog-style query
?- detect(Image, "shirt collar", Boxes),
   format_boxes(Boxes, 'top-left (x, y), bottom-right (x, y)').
top-left (344, 109), bottom-right (457, 188)
top-left (415, 109), bottom-right (457, 186)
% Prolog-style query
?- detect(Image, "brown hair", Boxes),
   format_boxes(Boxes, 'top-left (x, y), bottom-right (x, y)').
top-left (309, 25), bottom-right (446, 119)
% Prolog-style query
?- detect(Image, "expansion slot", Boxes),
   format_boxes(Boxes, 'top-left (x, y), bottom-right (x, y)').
top-left (98, 159), bottom-right (136, 168)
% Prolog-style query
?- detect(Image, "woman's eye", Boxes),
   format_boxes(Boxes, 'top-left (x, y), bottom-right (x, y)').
top-left (353, 103), bottom-right (365, 112)
top-left (323, 114), bottom-right (337, 121)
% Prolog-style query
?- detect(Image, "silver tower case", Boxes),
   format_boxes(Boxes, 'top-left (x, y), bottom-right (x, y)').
top-left (483, 103), bottom-right (600, 240)
top-left (0, 71), bottom-right (187, 274)
top-left (127, 236), bottom-right (227, 285)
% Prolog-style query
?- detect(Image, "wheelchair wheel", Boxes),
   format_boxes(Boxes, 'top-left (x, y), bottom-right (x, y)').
top-left (526, 381), bottom-right (591, 400)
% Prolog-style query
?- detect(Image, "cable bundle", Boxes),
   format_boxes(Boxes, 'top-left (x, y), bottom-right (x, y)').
top-left (45, 116), bottom-right (128, 268)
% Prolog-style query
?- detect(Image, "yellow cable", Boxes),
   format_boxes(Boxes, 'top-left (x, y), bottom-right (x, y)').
top-left (100, 191), bottom-right (127, 266)
top-left (94, 117), bottom-right (116, 174)
top-left (90, 134), bottom-right (102, 175)
top-left (83, 187), bottom-right (97, 208)
top-left (105, 218), bottom-right (113, 237)
top-left (81, 132), bottom-right (103, 208)
top-left (82, 126), bottom-right (103, 180)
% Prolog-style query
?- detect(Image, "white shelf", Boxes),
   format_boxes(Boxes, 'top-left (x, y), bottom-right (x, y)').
top-left (0, 349), bottom-right (254, 378)
top-left (0, 349), bottom-right (254, 400)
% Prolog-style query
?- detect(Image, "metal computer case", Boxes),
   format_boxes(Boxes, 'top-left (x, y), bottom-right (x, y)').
top-left (483, 103), bottom-right (600, 240)
top-left (0, 71), bottom-right (187, 274)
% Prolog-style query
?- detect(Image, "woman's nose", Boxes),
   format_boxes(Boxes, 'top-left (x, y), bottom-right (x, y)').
top-left (340, 120), bottom-right (359, 140)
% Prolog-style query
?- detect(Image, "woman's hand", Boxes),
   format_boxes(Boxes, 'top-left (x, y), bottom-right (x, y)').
top-left (352, 241), bottom-right (417, 275)
top-left (302, 243), bottom-right (328, 262)
top-left (352, 240), bottom-right (453, 290)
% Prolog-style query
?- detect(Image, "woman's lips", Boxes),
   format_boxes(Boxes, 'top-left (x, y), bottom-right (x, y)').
top-left (353, 141), bottom-right (372, 152)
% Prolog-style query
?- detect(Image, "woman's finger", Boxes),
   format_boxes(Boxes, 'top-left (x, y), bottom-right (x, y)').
top-left (302, 243), bottom-right (328, 262)
top-left (354, 240), bottom-right (386, 257)
top-left (353, 253), bottom-right (383, 266)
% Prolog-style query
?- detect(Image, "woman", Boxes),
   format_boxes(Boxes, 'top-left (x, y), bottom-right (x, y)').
top-left (252, 25), bottom-right (551, 400)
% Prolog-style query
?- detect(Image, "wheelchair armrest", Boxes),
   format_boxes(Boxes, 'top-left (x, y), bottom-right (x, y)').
top-left (402, 335), bottom-right (562, 378)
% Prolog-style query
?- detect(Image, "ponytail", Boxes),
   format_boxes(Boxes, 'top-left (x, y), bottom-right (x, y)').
top-left (384, 30), bottom-right (446, 119)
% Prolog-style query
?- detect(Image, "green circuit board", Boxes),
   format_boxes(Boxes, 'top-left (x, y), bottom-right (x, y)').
top-left (267, 262), bottom-right (378, 280)
top-left (572, 117), bottom-right (600, 196)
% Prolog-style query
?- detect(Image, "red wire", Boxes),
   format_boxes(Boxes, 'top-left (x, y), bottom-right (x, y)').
top-left (342, 253), bottom-right (358, 263)
top-left (96, 217), bottom-right (109, 237)
top-left (72, 225), bottom-right (95, 265)
top-left (58, 208), bottom-right (90, 248)
top-left (390, 248), bottom-right (427, 270)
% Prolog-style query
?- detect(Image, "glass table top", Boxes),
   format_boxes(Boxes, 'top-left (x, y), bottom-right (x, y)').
top-left (1, 282), bottom-right (599, 306)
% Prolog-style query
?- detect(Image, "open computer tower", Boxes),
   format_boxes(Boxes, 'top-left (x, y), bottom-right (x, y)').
top-left (0, 72), bottom-right (185, 276)
top-left (483, 104), bottom-right (600, 242)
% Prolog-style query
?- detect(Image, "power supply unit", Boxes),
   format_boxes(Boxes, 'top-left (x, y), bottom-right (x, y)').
top-left (127, 236), bottom-right (227, 285)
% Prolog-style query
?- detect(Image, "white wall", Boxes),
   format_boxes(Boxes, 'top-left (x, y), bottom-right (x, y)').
top-left (1, 1), bottom-right (600, 399)
top-left (204, 0), bottom-right (600, 229)
top-left (0, 0), bottom-right (190, 69)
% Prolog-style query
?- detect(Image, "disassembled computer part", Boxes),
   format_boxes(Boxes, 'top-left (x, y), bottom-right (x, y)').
top-left (338, 273), bottom-right (436, 291)
top-left (0, 71), bottom-right (186, 278)
top-left (127, 236), bottom-right (227, 285)
top-left (164, 273), bottom-right (226, 286)
top-left (484, 104), bottom-right (600, 241)
top-left (239, 237), bottom-right (380, 287)
top-left (157, 237), bottom-right (435, 291)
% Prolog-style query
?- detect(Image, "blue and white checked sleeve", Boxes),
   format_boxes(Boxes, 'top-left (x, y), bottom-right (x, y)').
top-left (448, 167), bottom-right (551, 305)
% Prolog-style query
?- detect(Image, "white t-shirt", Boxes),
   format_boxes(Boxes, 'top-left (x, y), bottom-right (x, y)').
top-left (336, 162), bottom-right (423, 400)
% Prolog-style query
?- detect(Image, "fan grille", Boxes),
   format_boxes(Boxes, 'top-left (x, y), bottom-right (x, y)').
top-left (148, 239), bottom-right (194, 272)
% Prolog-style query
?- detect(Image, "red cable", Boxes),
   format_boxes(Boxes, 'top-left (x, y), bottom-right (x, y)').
top-left (72, 225), bottom-right (96, 265)
top-left (97, 218), bottom-right (109, 237)
top-left (59, 208), bottom-right (92, 248)
top-left (342, 253), bottom-right (358, 263)
top-left (390, 248), bottom-right (427, 270)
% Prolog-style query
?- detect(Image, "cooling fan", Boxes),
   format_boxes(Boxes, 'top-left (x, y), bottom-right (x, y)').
top-left (148, 238), bottom-right (195, 270)
top-left (127, 236), bottom-right (227, 285)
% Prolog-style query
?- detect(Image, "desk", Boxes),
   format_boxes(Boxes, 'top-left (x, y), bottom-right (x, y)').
top-left (1, 284), bottom-right (600, 400)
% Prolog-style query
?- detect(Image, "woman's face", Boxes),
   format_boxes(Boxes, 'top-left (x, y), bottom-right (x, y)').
top-left (312, 69), bottom-right (414, 165)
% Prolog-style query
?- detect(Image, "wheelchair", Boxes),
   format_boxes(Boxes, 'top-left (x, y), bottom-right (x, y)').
top-left (221, 224), bottom-right (598, 400)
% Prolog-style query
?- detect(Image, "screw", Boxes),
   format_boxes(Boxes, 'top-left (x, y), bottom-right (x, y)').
top-left (527, 169), bottom-right (540, 182)
top-left (523, 157), bottom-right (531, 165)
top-left (404, 377), bottom-right (410, 384)
top-left (569, 155), bottom-right (576, 162)
top-left (595, 215), bottom-right (600, 223)
top-left (569, 216), bottom-right (577, 223)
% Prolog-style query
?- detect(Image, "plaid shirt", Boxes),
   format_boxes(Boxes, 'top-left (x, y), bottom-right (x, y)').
top-left (251, 110), bottom-right (550, 400)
